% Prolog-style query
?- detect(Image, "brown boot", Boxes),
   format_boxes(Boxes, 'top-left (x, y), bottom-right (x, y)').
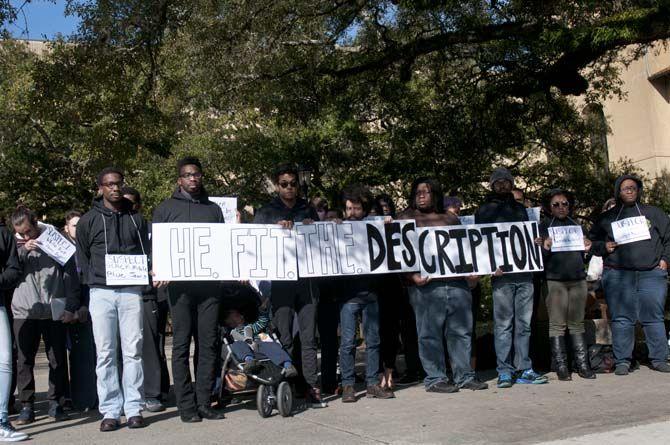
top-left (341, 385), bottom-right (357, 403)
top-left (366, 384), bottom-right (395, 399)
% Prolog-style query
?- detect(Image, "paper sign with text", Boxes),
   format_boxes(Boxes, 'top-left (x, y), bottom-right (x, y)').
top-left (548, 225), bottom-right (586, 252)
top-left (105, 254), bottom-right (149, 285)
top-left (37, 225), bottom-right (76, 266)
top-left (611, 216), bottom-right (651, 245)
top-left (210, 197), bottom-right (238, 224)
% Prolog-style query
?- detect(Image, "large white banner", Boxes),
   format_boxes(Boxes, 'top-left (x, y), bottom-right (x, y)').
top-left (152, 223), bottom-right (297, 281)
top-left (418, 221), bottom-right (543, 278)
top-left (294, 220), bottom-right (420, 278)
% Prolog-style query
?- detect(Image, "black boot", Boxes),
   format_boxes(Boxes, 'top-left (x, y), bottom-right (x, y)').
top-left (550, 336), bottom-right (571, 381)
top-left (571, 333), bottom-right (596, 379)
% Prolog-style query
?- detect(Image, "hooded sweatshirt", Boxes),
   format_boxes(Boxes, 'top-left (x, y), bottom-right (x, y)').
top-left (76, 196), bottom-right (150, 288)
top-left (12, 223), bottom-right (80, 319)
top-left (588, 174), bottom-right (670, 270)
top-left (539, 217), bottom-right (586, 281)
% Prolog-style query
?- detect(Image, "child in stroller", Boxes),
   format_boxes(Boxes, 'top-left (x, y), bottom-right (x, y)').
top-left (218, 283), bottom-right (296, 417)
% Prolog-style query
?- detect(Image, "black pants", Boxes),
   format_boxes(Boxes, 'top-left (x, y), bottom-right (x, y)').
top-left (317, 299), bottom-right (340, 391)
top-left (14, 319), bottom-right (69, 405)
top-left (378, 278), bottom-right (401, 370)
top-left (169, 290), bottom-right (220, 414)
top-left (398, 288), bottom-right (424, 375)
top-left (142, 299), bottom-right (170, 400)
top-left (271, 282), bottom-right (318, 387)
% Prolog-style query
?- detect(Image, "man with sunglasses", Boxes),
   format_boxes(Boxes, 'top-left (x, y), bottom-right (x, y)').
top-left (76, 167), bottom-right (150, 431)
top-left (589, 174), bottom-right (670, 375)
top-left (152, 157), bottom-right (226, 423)
top-left (253, 163), bottom-right (324, 407)
top-left (475, 167), bottom-right (548, 389)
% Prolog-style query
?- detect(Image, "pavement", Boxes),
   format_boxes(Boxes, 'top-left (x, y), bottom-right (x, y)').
top-left (16, 346), bottom-right (670, 444)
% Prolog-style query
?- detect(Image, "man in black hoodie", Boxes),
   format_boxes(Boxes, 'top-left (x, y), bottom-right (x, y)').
top-left (152, 157), bottom-right (225, 423)
top-left (589, 174), bottom-right (670, 375)
top-left (253, 163), bottom-right (324, 407)
top-left (475, 167), bottom-right (548, 388)
top-left (76, 167), bottom-right (150, 432)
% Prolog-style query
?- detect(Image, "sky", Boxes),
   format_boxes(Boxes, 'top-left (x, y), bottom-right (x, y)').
top-left (6, 0), bottom-right (80, 40)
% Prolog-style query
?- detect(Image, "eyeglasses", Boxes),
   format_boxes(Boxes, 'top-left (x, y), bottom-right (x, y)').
top-left (102, 181), bottom-right (124, 189)
top-left (621, 186), bottom-right (638, 193)
top-left (180, 172), bottom-right (203, 179)
top-left (551, 201), bottom-right (569, 208)
top-left (278, 181), bottom-right (298, 189)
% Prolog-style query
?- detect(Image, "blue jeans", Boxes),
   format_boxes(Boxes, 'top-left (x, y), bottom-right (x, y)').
top-left (602, 268), bottom-right (668, 366)
top-left (339, 300), bottom-right (380, 386)
top-left (0, 306), bottom-right (12, 422)
top-left (408, 280), bottom-right (475, 388)
top-left (89, 287), bottom-right (144, 419)
top-left (492, 275), bottom-right (534, 375)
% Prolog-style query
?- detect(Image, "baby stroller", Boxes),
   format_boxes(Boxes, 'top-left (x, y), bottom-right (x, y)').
top-left (218, 284), bottom-right (294, 418)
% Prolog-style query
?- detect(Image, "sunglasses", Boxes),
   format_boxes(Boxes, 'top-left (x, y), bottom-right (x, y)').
top-left (551, 201), bottom-right (569, 208)
top-left (279, 181), bottom-right (298, 189)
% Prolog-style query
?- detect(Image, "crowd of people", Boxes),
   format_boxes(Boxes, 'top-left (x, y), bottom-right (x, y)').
top-left (0, 157), bottom-right (668, 441)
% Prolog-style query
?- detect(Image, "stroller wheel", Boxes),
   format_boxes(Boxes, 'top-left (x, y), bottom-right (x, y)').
top-left (256, 384), bottom-right (274, 418)
top-left (277, 381), bottom-right (293, 417)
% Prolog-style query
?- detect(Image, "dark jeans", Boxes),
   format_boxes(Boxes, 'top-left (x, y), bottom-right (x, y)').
top-left (14, 319), bottom-right (69, 405)
top-left (168, 290), bottom-right (220, 413)
top-left (271, 283), bottom-right (318, 387)
top-left (230, 341), bottom-right (291, 367)
top-left (317, 299), bottom-right (340, 391)
top-left (339, 300), bottom-right (380, 386)
top-left (408, 280), bottom-right (475, 388)
top-left (492, 275), bottom-right (534, 375)
top-left (142, 299), bottom-right (170, 400)
top-left (602, 268), bottom-right (668, 366)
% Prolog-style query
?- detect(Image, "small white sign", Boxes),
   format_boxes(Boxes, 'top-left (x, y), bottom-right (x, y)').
top-left (611, 216), bottom-right (651, 245)
top-left (210, 197), bottom-right (238, 224)
top-left (548, 225), bottom-right (585, 252)
top-left (50, 298), bottom-right (66, 321)
top-left (459, 215), bottom-right (475, 226)
top-left (105, 254), bottom-right (149, 285)
top-left (36, 225), bottom-right (76, 266)
top-left (527, 207), bottom-right (541, 222)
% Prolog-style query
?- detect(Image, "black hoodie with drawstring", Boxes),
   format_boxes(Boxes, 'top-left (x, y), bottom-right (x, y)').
top-left (588, 174), bottom-right (670, 270)
top-left (76, 196), bottom-right (150, 288)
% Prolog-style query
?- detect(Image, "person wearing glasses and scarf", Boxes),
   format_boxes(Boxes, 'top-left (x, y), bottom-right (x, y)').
top-left (253, 163), bottom-right (324, 407)
top-left (589, 175), bottom-right (670, 376)
top-left (537, 189), bottom-right (595, 381)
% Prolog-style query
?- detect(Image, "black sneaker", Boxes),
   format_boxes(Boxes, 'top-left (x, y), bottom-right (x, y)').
top-left (652, 362), bottom-right (670, 373)
top-left (426, 381), bottom-right (459, 393)
top-left (459, 378), bottom-right (489, 391)
top-left (614, 364), bottom-right (629, 376)
top-left (197, 406), bottom-right (225, 420)
top-left (15, 406), bottom-right (34, 426)
top-left (395, 373), bottom-right (420, 386)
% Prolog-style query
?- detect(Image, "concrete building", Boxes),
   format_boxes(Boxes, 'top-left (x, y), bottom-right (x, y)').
top-left (591, 41), bottom-right (670, 177)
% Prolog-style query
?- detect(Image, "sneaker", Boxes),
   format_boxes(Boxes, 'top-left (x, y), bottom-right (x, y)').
top-left (145, 398), bottom-right (165, 413)
top-left (425, 381), bottom-right (459, 393)
top-left (366, 384), bottom-right (395, 399)
top-left (395, 373), bottom-right (420, 386)
top-left (652, 362), bottom-right (670, 373)
top-left (48, 403), bottom-right (69, 422)
top-left (341, 385), bottom-right (356, 403)
top-left (306, 387), bottom-right (327, 408)
top-left (460, 378), bottom-right (489, 391)
top-left (516, 369), bottom-right (548, 385)
top-left (281, 364), bottom-right (298, 379)
top-left (0, 421), bottom-right (29, 442)
top-left (615, 364), bottom-right (630, 376)
top-left (497, 373), bottom-right (514, 388)
top-left (14, 407), bottom-right (33, 426)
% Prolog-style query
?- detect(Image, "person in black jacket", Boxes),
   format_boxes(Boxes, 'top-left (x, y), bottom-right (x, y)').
top-left (152, 157), bottom-right (225, 423)
top-left (253, 163), bottom-right (324, 407)
top-left (475, 167), bottom-right (548, 388)
top-left (537, 189), bottom-right (595, 381)
top-left (589, 174), bottom-right (670, 375)
top-left (76, 167), bottom-right (150, 432)
top-left (122, 187), bottom-right (170, 413)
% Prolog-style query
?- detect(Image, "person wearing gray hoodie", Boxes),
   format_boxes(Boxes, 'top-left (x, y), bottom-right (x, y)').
top-left (588, 174), bottom-right (670, 375)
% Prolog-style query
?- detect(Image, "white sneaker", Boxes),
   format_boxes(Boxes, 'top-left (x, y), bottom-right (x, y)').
top-left (0, 421), bottom-right (28, 442)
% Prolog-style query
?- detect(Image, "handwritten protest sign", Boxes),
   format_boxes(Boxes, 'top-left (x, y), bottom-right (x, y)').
top-left (547, 225), bottom-right (586, 252)
top-left (459, 215), bottom-right (475, 225)
top-left (151, 223), bottom-right (298, 281)
top-left (210, 197), bottom-right (238, 224)
top-left (527, 207), bottom-right (541, 222)
top-left (294, 220), bottom-right (420, 278)
top-left (36, 225), bottom-right (76, 266)
top-left (611, 216), bottom-right (651, 245)
top-left (418, 221), bottom-right (543, 278)
top-left (105, 254), bottom-right (149, 285)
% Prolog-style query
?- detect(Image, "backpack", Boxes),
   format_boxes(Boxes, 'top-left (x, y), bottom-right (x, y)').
top-left (588, 344), bottom-right (615, 373)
